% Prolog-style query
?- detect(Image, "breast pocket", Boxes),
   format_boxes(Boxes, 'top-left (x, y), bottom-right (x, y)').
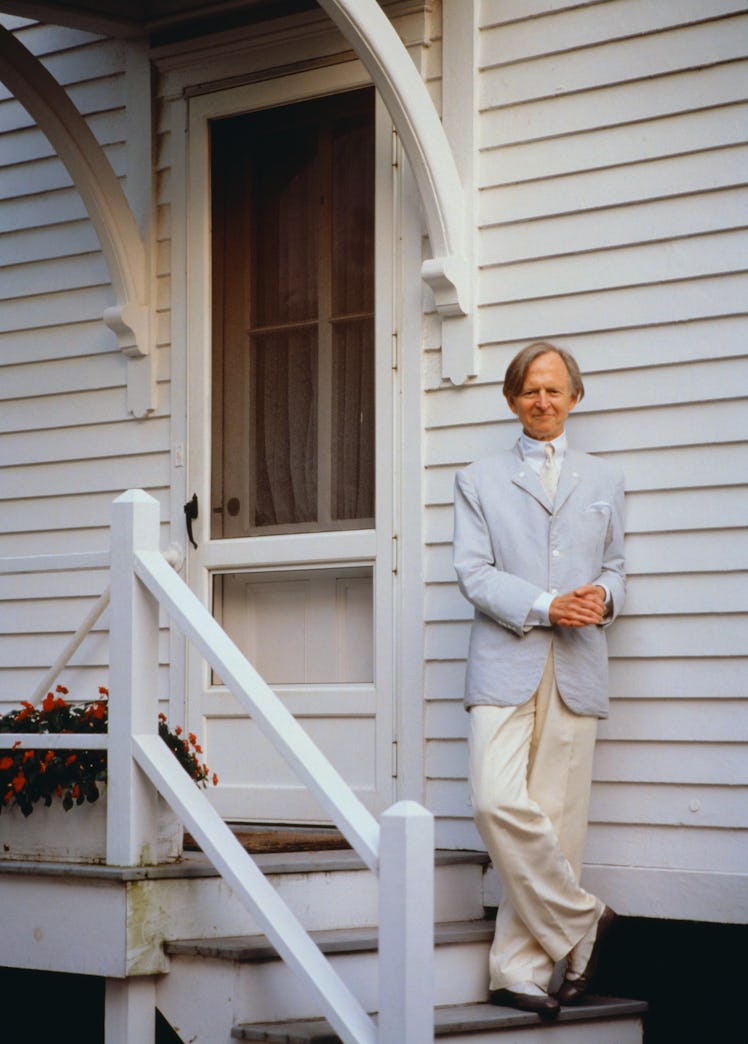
top-left (578, 502), bottom-right (610, 559)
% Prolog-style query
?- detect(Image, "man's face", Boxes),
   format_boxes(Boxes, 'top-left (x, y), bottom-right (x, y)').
top-left (508, 351), bottom-right (578, 442)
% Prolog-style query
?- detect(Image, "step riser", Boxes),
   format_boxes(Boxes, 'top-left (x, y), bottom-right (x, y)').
top-left (159, 941), bottom-right (491, 1036)
top-left (149, 861), bottom-right (485, 941)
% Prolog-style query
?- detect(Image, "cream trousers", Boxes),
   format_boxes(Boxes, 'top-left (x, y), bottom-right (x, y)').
top-left (469, 650), bottom-right (600, 991)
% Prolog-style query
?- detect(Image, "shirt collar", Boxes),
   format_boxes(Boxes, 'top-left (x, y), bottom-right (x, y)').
top-left (519, 431), bottom-right (568, 471)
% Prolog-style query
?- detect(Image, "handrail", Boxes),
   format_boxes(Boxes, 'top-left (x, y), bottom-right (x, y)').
top-left (2, 492), bottom-right (434, 1043)
top-left (133, 733), bottom-right (379, 1044)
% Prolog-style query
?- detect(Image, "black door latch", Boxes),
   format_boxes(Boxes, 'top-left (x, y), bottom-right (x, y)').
top-left (184, 493), bottom-right (198, 549)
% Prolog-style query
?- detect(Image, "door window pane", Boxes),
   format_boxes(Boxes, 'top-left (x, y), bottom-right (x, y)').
top-left (211, 89), bottom-right (375, 537)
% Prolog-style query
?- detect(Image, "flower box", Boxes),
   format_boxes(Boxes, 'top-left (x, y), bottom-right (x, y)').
top-left (0, 686), bottom-right (214, 864)
top-left (0, 786), bottom-right (183, 864)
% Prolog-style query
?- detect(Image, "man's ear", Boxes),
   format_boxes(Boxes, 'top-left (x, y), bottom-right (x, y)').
top-left (568, 394), bottom-right (579, 412)
top-left (506, 396), bottom-right (519, 416)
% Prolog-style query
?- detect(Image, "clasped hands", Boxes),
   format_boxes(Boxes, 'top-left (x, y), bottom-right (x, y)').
top-left (549, 584), bottom-right (607, 628)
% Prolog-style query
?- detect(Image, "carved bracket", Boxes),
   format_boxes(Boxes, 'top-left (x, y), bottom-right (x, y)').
top-left (317, 0), bottom-right (476, 385)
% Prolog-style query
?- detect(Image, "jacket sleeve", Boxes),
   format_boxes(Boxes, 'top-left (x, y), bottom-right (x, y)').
top-left (452, 468), bottom-right (542, 638)
top-left (593, 467), bottom-right (626, 626)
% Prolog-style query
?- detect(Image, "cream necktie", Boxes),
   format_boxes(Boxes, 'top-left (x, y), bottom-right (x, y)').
top-left (540, 443), bottom-right (559, 500)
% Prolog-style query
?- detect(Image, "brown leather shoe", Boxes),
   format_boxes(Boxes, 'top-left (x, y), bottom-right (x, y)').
top-left (557, 904), bottom-right (617, 1005)
top-left (489, 987), bottom-right (560, 1020)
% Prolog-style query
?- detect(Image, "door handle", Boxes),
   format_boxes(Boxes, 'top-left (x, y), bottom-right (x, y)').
top-left (184, 493), bottom-right (199, 549)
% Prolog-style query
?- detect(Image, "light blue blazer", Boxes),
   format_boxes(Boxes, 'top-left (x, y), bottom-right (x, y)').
top-left (453, 439), bottom-right (626, 718)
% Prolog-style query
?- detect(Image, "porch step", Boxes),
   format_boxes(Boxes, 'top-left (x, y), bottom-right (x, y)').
top-left (164, 918), bottom-right (495, 963)
top-left (232, 996), bottom-right (648, 1041)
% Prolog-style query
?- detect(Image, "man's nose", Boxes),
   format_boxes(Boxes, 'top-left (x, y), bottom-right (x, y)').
top-left (536, 391), bottom-right (550, 408)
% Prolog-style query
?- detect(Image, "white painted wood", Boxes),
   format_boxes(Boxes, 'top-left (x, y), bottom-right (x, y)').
top-left (0, 873), bottom-right (130, 976)
top-left (134, 732), bottom-right (378, 1044)
top-left (183, 73), bottom-right (399, 825)
top-left (482, 0), bottom-right (748, 60)
top-left (421, 0), bottom-right (748, 920)
top-left (0, 550), bottom-right (109, 573)
top-left (107, 490), bottom-right (162, 866)
top-left (586, 822), bottom-right (746, 873)
top-left (378, 802), bottom-right (434, 1044)
top-left (105, 978), bottom-right (156, 1044)
top-left (480, 146), bottom-right (748, 226)
top-left (582, 864), bottom-right (748, 925)
top-left (484, 58), bottom-right (748, 148)
top-left (483, 106), bottom-right (748, 190)
top-left (317, 0), bottom-right (472, 386)
top-left (0, 23), bottom-right (155, 416)
top-left (481, 16), bottom-right (748, 108)
top-left (26, 587), bottom-right (113, 702)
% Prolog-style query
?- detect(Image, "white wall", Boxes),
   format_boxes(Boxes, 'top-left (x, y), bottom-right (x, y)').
top-left (1, 0), bottom-right (746, 922)
top-left (0, 15), bottom-right (171, 703)
top-left (425, 0), bottom-right (748, 922)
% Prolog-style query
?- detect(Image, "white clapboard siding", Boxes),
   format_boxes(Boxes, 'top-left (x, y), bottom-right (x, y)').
top-left (424, 0), bottom-right (748, 919)
top-left (0, 20), bottom-right (171, 707)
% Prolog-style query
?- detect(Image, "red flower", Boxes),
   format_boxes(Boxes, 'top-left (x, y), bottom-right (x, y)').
top-left (65, 754), bottom-right (77, 766)
top-left (42, 692), bottom-right (55, 712)
top-left (98, 686), bottom-right (109, 696)
top-left (212, 772), bottom-right (219, 787)
top-left (0, 756), bottom-right (13, 771)
top-left (12, 771), bottom-right (26, 792)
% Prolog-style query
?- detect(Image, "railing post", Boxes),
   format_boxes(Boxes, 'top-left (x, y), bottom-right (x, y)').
top-left (108, 490), bottom-right (161, 866)
top-left (378, 801), bottom-right (434, 1043)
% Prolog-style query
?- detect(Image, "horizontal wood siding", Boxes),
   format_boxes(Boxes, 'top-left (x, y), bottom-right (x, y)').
top-left (0, 17), bottom-right (171, 705)
top-left (426, 0), bottom-right (748, 919)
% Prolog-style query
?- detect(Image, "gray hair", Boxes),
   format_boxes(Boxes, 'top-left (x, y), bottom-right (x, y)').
top-left (502, 341), bottom-right (585, 403)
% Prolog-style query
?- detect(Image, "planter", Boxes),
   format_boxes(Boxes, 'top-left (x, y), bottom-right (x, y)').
top-left (0, 788), bottom-right (183, 864)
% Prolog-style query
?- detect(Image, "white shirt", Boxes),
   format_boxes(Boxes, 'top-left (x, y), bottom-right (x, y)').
top-left (521, 433), bottom-right (566, 627)
top-left (519, 432), bottom-right (610, 629)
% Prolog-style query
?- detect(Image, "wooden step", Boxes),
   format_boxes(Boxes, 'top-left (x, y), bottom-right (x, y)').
top-left (231, 996), bottom-right (648, 1041)
top-left (165, 918), bottom-right (495, 963)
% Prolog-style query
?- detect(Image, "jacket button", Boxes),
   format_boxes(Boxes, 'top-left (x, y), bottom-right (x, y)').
top-left (552, 548), bottom-right (560, 557)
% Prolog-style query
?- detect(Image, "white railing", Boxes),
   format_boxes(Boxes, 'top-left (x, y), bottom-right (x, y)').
top-left (1, 490), bottom-right (434, 1044)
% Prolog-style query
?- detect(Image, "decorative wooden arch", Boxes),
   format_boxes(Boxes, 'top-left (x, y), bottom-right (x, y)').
top-left (0, 22), bottom-right (155, 417)
top-left (0, 1), bottom-right (475, 408)
top-left (318, 0), bottom-right (475, 385)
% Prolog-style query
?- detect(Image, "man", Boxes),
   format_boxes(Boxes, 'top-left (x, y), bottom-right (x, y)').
top-left (452, 342), bottom-right (626, 1019)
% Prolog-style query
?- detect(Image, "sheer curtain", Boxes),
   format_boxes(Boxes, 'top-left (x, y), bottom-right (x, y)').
top-left (211, 90), bottom-right (375, 536)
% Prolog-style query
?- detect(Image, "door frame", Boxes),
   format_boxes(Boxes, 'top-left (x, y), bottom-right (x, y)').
top-left (177, 62), bottom-right (413, 821)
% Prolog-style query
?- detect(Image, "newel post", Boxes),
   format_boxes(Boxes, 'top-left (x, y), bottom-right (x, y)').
top-left (378, 801), bottom-right (434, 1043)
top-left (107, 490), bottom-right (161, 865)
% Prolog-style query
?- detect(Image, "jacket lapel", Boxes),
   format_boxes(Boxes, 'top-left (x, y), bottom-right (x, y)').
top-left (554, 449), bottom-right (583, 512)
top-left (510, 441), bottom-right (553, 512)
top-left (509, 441), bottom-right (583, 514)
